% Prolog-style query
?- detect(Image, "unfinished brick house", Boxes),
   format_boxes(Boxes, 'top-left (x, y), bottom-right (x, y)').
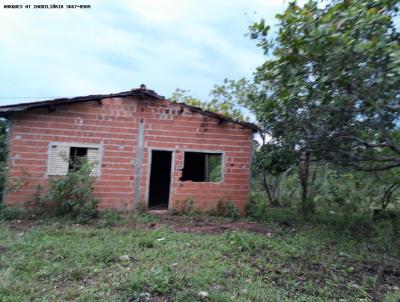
top-left (0, 86), bottom-right (257, 212)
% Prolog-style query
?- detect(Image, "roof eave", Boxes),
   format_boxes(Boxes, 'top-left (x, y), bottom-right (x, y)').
top-left (0, 89), bottom-right (258, 131)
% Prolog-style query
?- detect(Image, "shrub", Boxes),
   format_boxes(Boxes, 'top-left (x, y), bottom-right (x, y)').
top-left (129, 267), bottom-right (173, 296)
top-left (0, 204), bottom-right (26, 220)
top-left (100, 209), bottom-right (122, 227)
top-left (247, 192), bottom-right (267, 221)
top-left (0, 162), bottom-right (8, 201)
top-left (138, 238), bottom-right (154, 249)
top-left (181, 198), bottom-right (196, 214)
top-left (172, 197), bottom-right (196, 215)
top-left (149, 268), bottom-right (173, 295)
top-left (217, 199), bottom-right (240, 220)
top-left (226, 231), bottom-right (263, 253)
top-left (40, 158), bottom-right (99, 223)
top-left (135, 201), bottom-right (147, 213)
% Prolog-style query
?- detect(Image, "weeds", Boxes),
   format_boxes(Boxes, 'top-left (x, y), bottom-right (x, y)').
top-left (100, 209), bottom-right (123, 227)
top-left (0, 204), bottom-right (27, 221)
top-left (181, 197), bottom-right (196, 214)
top-left (21, 158), bottom-right (99, 223)
top-left (217, 199), bottom-right (240, 220)
top-left (43, 159), bottom-right (98, 222)
top-left (0, 215), bottom-right (399, 301)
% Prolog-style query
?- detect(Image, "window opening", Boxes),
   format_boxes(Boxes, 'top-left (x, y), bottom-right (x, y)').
top-left (180, 152), bottom-right (222, 182)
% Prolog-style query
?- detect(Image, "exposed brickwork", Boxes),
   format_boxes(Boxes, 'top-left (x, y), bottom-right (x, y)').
top-left (5, 96), bottom-right (253, 212)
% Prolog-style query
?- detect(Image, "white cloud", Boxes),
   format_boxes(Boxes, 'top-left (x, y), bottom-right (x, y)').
top-left (122, 0), bottom-right (198, 23)
top-left (0, 0), bottom-right (292, 104)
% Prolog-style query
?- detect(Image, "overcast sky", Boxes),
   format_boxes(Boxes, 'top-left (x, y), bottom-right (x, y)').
top-left (0, 0), bottom-right (297, 105)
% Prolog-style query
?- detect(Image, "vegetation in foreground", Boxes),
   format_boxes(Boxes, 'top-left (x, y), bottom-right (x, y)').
top-left (0, 0), bottom-right (398, 300)
top-left (0, 211), bottom-right (399, 302)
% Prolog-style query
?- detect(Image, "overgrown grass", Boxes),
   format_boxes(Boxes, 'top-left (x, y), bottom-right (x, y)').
top-left (0, 213), bottom-right (399, 301)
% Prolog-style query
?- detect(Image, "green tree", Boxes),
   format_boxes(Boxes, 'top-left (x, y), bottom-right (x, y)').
top-left (254, 142), bottom-right (297, 207)
top-left (170, 88), bottom-right (247, 121)
top-left (247, 0), bottom-right (400, 215)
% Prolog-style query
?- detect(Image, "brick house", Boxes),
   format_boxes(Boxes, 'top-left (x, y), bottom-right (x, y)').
top-left (0, 86), bottom-right (257, 212)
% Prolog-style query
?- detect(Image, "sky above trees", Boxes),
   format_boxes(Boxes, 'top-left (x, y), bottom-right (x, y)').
top-left (0, 0), bottom-right (306, 105)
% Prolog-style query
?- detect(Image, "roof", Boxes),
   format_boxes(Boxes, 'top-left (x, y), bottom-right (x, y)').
top-left (0, 86), bottom-right (258, 131)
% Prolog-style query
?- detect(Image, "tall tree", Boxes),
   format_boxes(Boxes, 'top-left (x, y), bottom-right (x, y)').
top-left (250, 0), bottom-right (400, 171)
top-left (246, 0), bottom-right (400, 215)
top-left (210, 79), bottom-right (300, 207)
top-left (170, 88), bottom-right (247, 121)
top-left (254, 142), bottom-right (297, 207)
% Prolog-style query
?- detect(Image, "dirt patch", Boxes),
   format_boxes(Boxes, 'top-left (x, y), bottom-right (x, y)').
top-left (148, 214), bottom-right (273, 235)
top-left (173, 220), bottom-right (272, 234)
top-left (345, 260), bottom-right (400, 301)
top-left (3, 211), bottom-right (303, 238)
top-left (3, 214), bottom-right (273, 236)
top-left (6, 219), bottom-right (36, 231)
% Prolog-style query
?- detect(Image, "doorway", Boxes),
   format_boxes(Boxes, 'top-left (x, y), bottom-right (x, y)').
top-left (148, 150), bottom-right (173, 210)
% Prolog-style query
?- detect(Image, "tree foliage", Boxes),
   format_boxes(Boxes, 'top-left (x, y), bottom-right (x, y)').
top-left (253, 142), bottom-right (297, 206)
top-left (249, 0), bottom-right (400, 172)
top-left (215, 0), bottom-right (400, 216)
top-left (39, 158), bottom-right (99, 222)
top-left (170, 88), bottom-right (248, 121)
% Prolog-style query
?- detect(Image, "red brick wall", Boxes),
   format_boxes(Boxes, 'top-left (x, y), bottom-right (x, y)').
top-left (5, 96), bottom-right (253, 212)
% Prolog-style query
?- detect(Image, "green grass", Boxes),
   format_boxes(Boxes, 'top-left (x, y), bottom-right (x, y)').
top-left (0, 213), bottom-right (399, 301)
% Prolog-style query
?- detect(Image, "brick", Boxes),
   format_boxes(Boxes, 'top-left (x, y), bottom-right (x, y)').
top-left (6, 96), bottom-right (253, 212)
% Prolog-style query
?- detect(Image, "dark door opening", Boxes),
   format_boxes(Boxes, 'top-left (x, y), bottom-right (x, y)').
top-left (148, 150), bottom-right (172, 210)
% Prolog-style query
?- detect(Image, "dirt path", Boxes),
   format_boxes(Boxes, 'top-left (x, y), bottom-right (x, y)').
top-left (5, 213), bottom-right (279, 236)
top-left (146, 214), bottom-right (274, 235)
